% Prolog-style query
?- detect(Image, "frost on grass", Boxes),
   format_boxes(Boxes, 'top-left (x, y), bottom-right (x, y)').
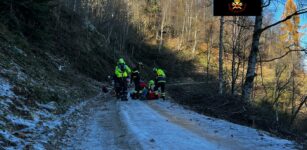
top-left (0, 98), bottom-right (26, 148)
top-left (0, 77), bottom-right (14, 98)
top-left (0, 130), bottom-right (24, 148)
top-left (1, 99), bottom-right (66, 149)
top-left (0, 95), bottom-right (88, 149)
top-left (6, 115), bottom-right (37, 129)
top-left (36, 101), bottom-right (57, 111)
top-left (0, 76), bottom-right (72, 149)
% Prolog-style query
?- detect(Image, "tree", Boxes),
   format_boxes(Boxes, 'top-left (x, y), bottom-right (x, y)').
top-left (242, 1), bottom-right (307, 101)
top-left (280, 0), bottom-right (301, 115)
top-left (158, 0), bottom-right (170, 52)
top-left (206, 23), bottom-right (213, 81)
top-left (231, 17), bottom-right (244, 95)
top-left (219, 16), bottom-right (224, 95)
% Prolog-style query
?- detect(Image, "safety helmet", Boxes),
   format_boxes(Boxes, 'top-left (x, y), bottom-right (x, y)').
top-left (149, 80), bottom-right (154, 85)
top-left (118, 58), bottom-right (125, 64)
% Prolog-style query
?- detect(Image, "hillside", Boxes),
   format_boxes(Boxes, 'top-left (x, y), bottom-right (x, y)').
top-left (0, 0), bottom-right (306, 149)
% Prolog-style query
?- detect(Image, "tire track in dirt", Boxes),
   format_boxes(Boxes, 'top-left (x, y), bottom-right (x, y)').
top-left (51, 94), bottom-right (141, 150)
top-left (145, 100), bottom-right (248, 150)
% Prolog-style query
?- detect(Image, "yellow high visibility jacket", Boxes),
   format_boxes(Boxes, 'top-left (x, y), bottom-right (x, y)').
top-left (148, 80), bottom-right (155, 90)
top-left (155, 68), bottom-right (166, 83)
top-left (156, 69), bottom-right (166, 77)
top-left (115, 64), bottom-right (131, 78)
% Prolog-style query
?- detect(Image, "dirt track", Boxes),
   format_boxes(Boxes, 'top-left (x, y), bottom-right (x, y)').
top-left (50, 93), bottom-right (297, 150)
top-left (50, 94), bottom-right (141, 150)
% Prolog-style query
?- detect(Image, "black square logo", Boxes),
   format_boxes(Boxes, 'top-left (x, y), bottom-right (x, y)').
top-left (214, 0), bottom-right (262, 16)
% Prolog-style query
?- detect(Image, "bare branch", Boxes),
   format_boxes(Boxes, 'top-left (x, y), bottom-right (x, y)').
top-left (262, 0), bottom-right (271, 8)
top-left (260, 48), bottom-right (307, 62)
top-left (234, 23), bottom-right (254, 29)
top-left (290, 96), bottom-right (307, 126)
top-left (260, 8), bottom-right (307, 33)
top-left (224, 17), bottom-right (254, 29)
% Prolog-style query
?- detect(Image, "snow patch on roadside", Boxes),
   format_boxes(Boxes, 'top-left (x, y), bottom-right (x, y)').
top-left (52, 94), bottom-right (128, 150)
top-left (0, 100), bottom-right (60, 149)
top-left (119, 100), bottom-right (226, 150)
top-left (0, 98), bottom-right (91, 149)
top-left (151, 100), bottom-right (298, 150)
top-left (0, 75), bottom-right (95, 149)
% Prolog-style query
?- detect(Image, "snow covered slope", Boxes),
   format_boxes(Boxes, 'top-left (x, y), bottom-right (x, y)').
top-left (0, 76), bottom-right (98, 149)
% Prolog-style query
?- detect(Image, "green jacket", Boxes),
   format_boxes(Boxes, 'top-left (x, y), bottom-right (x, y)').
top-left (115, 64), bottom-right (131, 78)
top-left (156, 68), bottom-right (166, 77)
top-left (148, 80), bottom-right (155, 90)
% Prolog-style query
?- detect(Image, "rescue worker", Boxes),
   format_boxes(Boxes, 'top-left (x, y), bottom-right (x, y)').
top-left (148, 80), bottom-right (155, 91)
top-left (153, 67), bottom-right (166, 100)
top-left (147, 79), bottom-right (159, 100)
top-left (131, 64), bottom-right (141, 98)
top-left (115, 58), bottom-right (131, 100)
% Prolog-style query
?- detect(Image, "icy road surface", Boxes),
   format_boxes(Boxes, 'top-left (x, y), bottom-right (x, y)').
top-left (54, 95), bottom-right (298, 150)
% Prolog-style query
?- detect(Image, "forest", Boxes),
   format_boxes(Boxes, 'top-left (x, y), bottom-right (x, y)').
top-left (57, 0), bottom-right (307, 136)
top-left (0, 0), bottom-right (306, 148)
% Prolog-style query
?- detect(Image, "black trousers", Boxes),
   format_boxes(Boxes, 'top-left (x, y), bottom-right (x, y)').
top-left (154, 82), bottom-right (165, 97)
top-left (133, 79), bottom-right (140, 93)
top-left (118, 77), bottom-right (128, 97)
top-left (114, 77), bottom-right (121, 96)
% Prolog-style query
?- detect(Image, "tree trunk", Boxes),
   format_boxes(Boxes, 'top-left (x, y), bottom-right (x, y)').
top-left (206, 24), bottom-right (213, 81)
top-left (177, 17), bottom-right (186, 51)
top-left (290, 96), bottom-right (307, 127)
top-left (231, 17), bottom-right (237, 95)
top-left (219, 16), bottom-right (224, 95)
top-left (231, 47), bottom-right (236, 95)
top-left (187, 1), bottom-right (192, 42)
top-left (73, 0), bottom-right (77, 12)
top-left (242, 15), bottom-right (263, 101)
top-left (290, 55), bottom-right (295, 115)
top-left (158, 2), bottom-right (168, 53)
top-left (291, 72), bottom-right (295, 115)
top-left (192, 15), bottom-right (198, 57)
top-left (192, 30), bottom-right (197, 55)
top-left (241, 44), bottom-right (246, 89)
top-left (155, 14), bottom-right (159, 41)
top-left (158, 14), bottom-right (165, 52)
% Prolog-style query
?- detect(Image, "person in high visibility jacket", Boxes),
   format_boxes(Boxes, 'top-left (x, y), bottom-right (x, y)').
top-left (148, 80), bottom-right (155, 91)
top-left (115, 58), bottom-right (131, 100)
top-left (153, 67), bottom-right (166, 100)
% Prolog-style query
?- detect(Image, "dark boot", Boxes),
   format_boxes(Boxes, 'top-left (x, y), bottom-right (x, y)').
top-left (161, 92), bottom-right (166, 100)
top-left (121, 95), bottom-right (128, 101)
top-left (135, 92), bottom-right (139, 99)
top-left (116, 93), bottom-right (121, 99)
top-left (121, 91), bottom-right (128, 101)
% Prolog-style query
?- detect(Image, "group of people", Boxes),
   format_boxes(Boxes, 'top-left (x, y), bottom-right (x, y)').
top-left (113, 58), bottom-right (166, 101)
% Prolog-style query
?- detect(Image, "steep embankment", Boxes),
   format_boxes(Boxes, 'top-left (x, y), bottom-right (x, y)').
top-left (0, 72), bottom-right (101, 149)
top-left (0, 1), bottom-right (198, 149)
top-left (0, 1), bottom-right (108, 148)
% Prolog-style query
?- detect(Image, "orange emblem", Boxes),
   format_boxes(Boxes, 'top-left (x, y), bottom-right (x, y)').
top-left (232, 0), bottom-right (243, 9)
